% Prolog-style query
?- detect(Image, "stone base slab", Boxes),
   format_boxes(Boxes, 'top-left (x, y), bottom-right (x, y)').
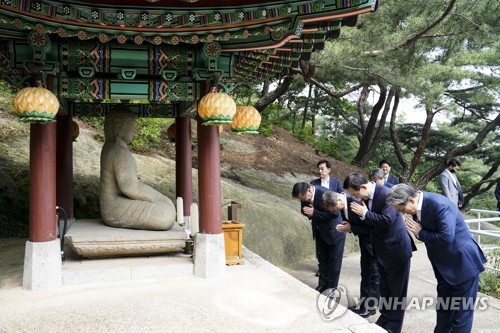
top-left (23, 239), bottom-right (62, 290)
top-left (193, 233), bottom-right (226, 279)
top-left (64, 219), bottom-right (187, 258)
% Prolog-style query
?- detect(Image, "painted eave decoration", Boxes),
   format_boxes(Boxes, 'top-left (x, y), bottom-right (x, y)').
top-left (0, 1), bottom-right (377, 84)
top-left (0, 1), bottom-right (377, 118)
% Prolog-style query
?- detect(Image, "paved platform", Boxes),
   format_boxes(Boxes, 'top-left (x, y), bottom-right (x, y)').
top-left (284, 242), bottom-right (500, 333)
top-left (1, 239), bottom-right (498, 333)
top-left (0, 240), bottom-right (381, 333)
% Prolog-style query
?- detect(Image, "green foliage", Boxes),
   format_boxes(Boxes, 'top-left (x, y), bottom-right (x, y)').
top-left (79, 116), bottom-right (104, 129)
top-left (131, 118), bottom-right (173, 152)
top-left (257, 119), bottom-right (275, 138)
top-left (479, 271), bottom-right (500, 298)
top-left (0, 81), bottom-right (14, 114)
top-left (295, 127), bottom-right (315, 143)
top-left (258, 104), bottom-right (281, 137)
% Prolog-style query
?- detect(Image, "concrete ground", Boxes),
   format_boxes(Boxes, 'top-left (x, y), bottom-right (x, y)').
top-left (0, 239), bottom-right (382, 333)
top-left (283, 242), bottom-right (500, 333)
top-left (1, 239), bottom-right (499, 333)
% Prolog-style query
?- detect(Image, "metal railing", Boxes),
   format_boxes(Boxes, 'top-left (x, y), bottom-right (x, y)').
top-left (464, 209), bottom-right (500, 272)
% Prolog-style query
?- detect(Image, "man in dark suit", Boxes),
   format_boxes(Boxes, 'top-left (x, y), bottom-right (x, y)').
top-left (322, 191), bottom-right (380, 318)
top-left (379, 160), bottom-right (398, 185)
top-left (310, 160), bottom-right (343, 277)
top-left (344, 172), bottom-right (415, 333)
top-left (292, 182), bottom-right (346, 292)
top-left (311, 160), bottom-right (343, 192)
top-left (387, 184), bottom-right (486, 333)
top-left (369, 168), bottom-right (394, 188)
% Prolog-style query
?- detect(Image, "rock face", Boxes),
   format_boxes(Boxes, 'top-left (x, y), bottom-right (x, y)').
top-left (64, 219), bottom-right (186, 258)
top-left (100, 109), bottom-right (176, 231)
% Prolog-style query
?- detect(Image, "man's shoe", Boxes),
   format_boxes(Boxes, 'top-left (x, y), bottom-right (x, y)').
top-left (353, 308), bottom-right (376, 318)
top-left (315, 285), bottom-right (327, 293)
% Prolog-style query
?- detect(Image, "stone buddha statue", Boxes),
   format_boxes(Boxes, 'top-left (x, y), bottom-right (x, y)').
top-left (99, 109), bottom-right (176, 231)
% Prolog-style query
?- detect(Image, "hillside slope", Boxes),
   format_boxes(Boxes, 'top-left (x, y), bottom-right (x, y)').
top-left (0, 115), bottom-right (360, 267)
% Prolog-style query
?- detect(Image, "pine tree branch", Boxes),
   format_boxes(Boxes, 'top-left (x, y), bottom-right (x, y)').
top-left (325, 96), bottom-right (361, 130)
top-left (445, 85), bottom-right (485, 93)
top-left (362, 0), bottom-right (457, 57)
top-left (414, 112), bottom-right (500, 188)
top-left (254, 75), bottom-right (294, 112)
top-left (289, 66), bottom-right (363, 98)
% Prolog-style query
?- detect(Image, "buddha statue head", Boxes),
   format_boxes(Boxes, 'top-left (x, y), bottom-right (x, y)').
top-left (104, 108), bottom-right (137, 144)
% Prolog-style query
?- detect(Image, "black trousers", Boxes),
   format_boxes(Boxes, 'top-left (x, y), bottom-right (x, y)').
top-left (375, 258), bottom-right (411, 333)
top-left (315, 231), bottom-right (346, 290)
top-left (359, 238), bottom-right (380, 310)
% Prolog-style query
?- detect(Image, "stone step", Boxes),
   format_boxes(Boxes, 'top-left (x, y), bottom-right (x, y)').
top-left (62, 252), bottom-right (193, 286)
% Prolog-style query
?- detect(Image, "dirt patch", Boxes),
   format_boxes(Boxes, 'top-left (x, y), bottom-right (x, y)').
top-left (160, 122), bottom-right (359, 181)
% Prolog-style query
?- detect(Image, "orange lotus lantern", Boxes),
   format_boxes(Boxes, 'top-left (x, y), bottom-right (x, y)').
top-left (12, 86), bottom-right (60, 124)
top-left (72, 121), bottom-right (80, 141)
top-left (229, 106), bottom-right (261, 134)
top-left (167, 122), bottom-right (176, 142)
top-left (197, 91), bottom-right (236, 125)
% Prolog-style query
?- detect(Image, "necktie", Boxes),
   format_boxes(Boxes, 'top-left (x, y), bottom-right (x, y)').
top-left (412, 214), bottom-right (419, 223)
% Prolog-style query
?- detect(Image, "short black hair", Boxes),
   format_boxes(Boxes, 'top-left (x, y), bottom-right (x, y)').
top-left (343, 172), bottom-right (368, 191)
top-left (292, 182), bottom-right (310, 198)
top-left (317, 160), bottom-right (331, 169)
top-left (447, 159), bottom-right (461, 167)
top-left (379, 159), bottom-right (391, 167)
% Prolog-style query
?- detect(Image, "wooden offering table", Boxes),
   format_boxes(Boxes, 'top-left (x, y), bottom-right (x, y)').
top-left (222, 220), bottom-right (245, 265)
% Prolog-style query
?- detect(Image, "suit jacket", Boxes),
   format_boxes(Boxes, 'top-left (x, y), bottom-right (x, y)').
top-left (386, 174), bottom-right (398, 185)
top-left (419, 192), bottom-right (486, 285)
top-left (383, 181), bottom-right (394, 188)
top-left (342, 194), bottom-right (374, 256)
top-left (363, 184), bottom-right (415, 268)
top-left (439, 169), bottom-right (460, 205)
top-left (301, 185), bottom-right (345, 245)
top-left (311, 177), bottom-right (343, 193)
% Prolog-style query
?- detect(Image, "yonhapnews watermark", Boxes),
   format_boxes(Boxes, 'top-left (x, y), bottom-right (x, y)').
top-left (316, 287), bottom-right (490, 321)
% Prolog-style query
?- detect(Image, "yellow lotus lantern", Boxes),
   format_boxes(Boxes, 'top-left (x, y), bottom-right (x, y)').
top-left (197, 91), bottom-right (236, 125)
top-left (229, 106), bottom-right (261, 134)
top-left (12, 86), bottom-right (60, 124)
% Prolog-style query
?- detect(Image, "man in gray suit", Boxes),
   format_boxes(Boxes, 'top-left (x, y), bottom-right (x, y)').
top-left (439, 159), bottom-right (463, 208)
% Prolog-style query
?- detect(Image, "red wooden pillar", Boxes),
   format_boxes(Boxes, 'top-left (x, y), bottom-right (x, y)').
top-left (197, 115), bottom-right (222, 234)
top-left (175, 115), bottom-right (192, 217)
top-left (56, 114), bottom-right (74, 219)
top-left (29, 122), bottom-right (57, 242)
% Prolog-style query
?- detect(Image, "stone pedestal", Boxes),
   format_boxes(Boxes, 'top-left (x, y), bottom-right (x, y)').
top-left (23, 239), bottom-right (62, 290)
top-left (193, 233), bottom-right (226, 279)
top-left (64, 219), bottom-right (186, 258)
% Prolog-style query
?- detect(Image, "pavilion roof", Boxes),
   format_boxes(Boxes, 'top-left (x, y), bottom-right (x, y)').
top-left (0, 0), bottom-right (377, 84)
